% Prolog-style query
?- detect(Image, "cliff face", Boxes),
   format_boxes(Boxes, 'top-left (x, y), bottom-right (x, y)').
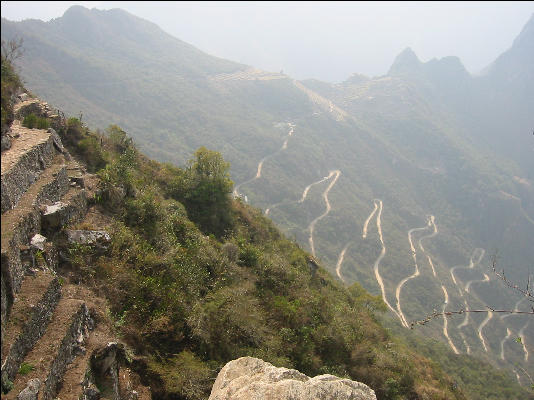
top-left (0, 93), bottom-right (150, 400)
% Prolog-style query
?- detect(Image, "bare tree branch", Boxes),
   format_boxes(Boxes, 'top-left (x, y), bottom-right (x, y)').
top-left (491, 255), bottom-right (533, 302)
top-left (411, 308), bottom-right (534, 328)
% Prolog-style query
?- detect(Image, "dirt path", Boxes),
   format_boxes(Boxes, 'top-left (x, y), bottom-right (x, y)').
top-left (478, 311), bottom-right (494, 352)
top-left (265, 170), bottom-right (330, 216)
top-left (395, 217), bottom-right (433, 328)
top-left (449, 248), bottom-right (485, 295)
top-left (500, 328), bottom-right (513, 360)
top-left (234, 123), bottom-right (295, 199)
top-left (457, 299), bottom-right (472, 354)
top-left (308, 170), bottom-right (341, 257)
top-left (465, 273), bottom-right (490, 293)
top-left (518, 320), bottom-right (530, 362)
top-left (365, 199), bottom-right (403, 322)
top-left (499, 297), bottom-right (528, 362)
top-left (362, 202), bottom-right (378, 239)
top-left (335, 242), bottom-right (351, 283)
top-left (441, 285), bottom-right (460, 354)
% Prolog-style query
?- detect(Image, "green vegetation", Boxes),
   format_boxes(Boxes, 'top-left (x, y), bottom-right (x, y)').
top-left (56, 122), bottom-right (468, 400)
top-left (3, 8), bottom-right (532, 398)
top-left (1, 38), bottom-right (23, 131)
top-left (22, 113), bottom-right (50, 129)
top-left (18, 362), bottom-right (35, 375)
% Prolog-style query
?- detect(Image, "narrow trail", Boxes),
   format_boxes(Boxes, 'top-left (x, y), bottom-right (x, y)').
top-left (465, 273), bottom-right (490, 293)
top-left (395, 216), bottom-right (434, 328)
top-left (457, 299), bottom-right (472, 354)
top-left (413, 215), bottom-right (462, 353)
top-left (513, 368), bottom-right (522, 385)
top-left (308, 170), bottom-right (341, 257)
top-left (299, 174), bottom-right (331, 203)
top-left (362, 202), bottom-right (378, 239)
top-left (500, 328), bottom-right (513, 360)
top-left (500, 297), bottom-right (527, 362)
top-left (478, 311), bottom-right (494, 352)
top-left (449, 248), bottom-right (485, 295)
top-left (265, 170), bottom-right (330, 216)
top-left (366, 199), bottom-right (403, 322)
top-left (426, 255), bottom-right (437, 277)
top-left (234, 123), bottom-right (295, 199)
top-left (418, 215), bottom-right (438, 275)
top-left (441, 285), bottom-right (460, 354)
top-left (335, 242), bottom-right (351, 283)
top-left (518, 320), bottom-right (530, 362)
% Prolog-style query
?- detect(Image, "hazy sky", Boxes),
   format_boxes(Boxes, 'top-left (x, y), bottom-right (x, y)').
top-left (2, 1), bottom-right (534, 82)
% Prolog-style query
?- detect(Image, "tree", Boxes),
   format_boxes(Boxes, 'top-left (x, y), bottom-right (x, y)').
top-left (1, 37), bottom-right (24, 132)
top-left (182, 147), bottom-right (234, 237)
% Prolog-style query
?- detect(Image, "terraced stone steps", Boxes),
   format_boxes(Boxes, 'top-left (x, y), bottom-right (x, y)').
top-left (1, 157), bottom-right (68, 332)
top-left (1, 122), bottom-right (60, 214)
top-left (1, 98), bottom-right (150, 400)
top-left (1, 271), bottom-right (60, 390)
top-left (4, 286), bottom-right (93, 400)
top-left (55, 323), bottom-right (110, 400)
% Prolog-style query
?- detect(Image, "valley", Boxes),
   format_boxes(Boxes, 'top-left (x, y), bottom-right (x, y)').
top-left (2, 6), bottom-right (533, 397)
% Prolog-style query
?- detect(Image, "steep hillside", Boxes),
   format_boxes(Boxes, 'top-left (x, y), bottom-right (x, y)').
top-left (0, 91), bottom-right (469, 399)
top-left (2, 6), bottom-right (533, 391)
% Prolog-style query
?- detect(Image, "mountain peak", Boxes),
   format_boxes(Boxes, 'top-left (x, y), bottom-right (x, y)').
top-left (387, 47), bottom-right (422, 76)
top-left (512, 13), bottom-right (534, 49)
top-left (62, 5), bottom-right (92, 19)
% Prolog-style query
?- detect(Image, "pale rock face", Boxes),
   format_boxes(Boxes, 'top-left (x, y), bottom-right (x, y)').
top-left (209, 357), bottom-right (376, 400)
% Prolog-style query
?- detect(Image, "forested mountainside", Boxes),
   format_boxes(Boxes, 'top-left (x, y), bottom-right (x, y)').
top-left (1, 53), bottom-right (531, 399)
top-left (2, 6), bottom-right (533, 394)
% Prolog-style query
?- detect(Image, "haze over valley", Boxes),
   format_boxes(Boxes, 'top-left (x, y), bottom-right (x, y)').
top-left (2, 4), bottom-right (533, 399)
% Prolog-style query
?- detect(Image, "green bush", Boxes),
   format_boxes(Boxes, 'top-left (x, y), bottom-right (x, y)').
top-left (18, 362), bottom-right (35, 375)
top-left (22, 113), bottom-right (49, 129)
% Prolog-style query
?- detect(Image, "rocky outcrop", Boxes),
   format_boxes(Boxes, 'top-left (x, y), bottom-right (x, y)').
top-left (208, 357), bottom-right (376, 400)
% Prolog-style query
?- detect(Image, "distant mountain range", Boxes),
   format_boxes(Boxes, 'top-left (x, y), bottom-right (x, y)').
top-left (2, 7), bottom-right (533, 392)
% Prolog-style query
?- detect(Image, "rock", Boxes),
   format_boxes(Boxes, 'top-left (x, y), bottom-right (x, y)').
top-left (17, 93), bottom-right (29, 102)
top-left (16, 378), bottom-right (40, 400)
top-left (66, 230), bottom-right (111, 248)
top-left (30, 234), bottom-right (47, 251)
top-left (83, 383), bottom-right (101, 400)
top-left (208, 357), bottom-right (376, 400)
top-left (41, 202), bottom-right (68, 230)
top-left (1, 134), bottom-right (12, 151)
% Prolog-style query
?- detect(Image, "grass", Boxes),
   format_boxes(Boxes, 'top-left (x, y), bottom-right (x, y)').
top-left (18, 362), bottom-right (35, 375)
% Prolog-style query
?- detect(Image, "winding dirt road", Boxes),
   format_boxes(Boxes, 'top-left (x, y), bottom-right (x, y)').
top-left (395, 216), bottom-right (435, 328)
top-left (518, 320), bottom-right (530, 362)
top-left (499, 297), bottom-right (527, 362)
top-left (449, 248), bottom-right (485, 295)
top-left (478, 311), bottom-right (494, 352)
top-left (441, 285), bottom-right (460, 354)
top-left (457, 300), bottom-right (472, 354)
top-left (365, 199), bottom-right (403, 322)
top-left (308, 170), bottom-right (341, 257)
top-left (500, 328), bottom-right (513, 360)
top-left (362, 202), bottom-right (378, 239)
top-left (234, 123), bottom-right (295, 199)
top-left (335, 242), bottom-right (351, 283)
top-left (265, 169), bottom-right (330, 216)
top-left (465, 273), bottom-right (490, 293)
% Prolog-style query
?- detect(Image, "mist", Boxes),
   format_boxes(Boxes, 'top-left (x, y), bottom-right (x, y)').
top-left (2, 1), bottom-right (533, 82)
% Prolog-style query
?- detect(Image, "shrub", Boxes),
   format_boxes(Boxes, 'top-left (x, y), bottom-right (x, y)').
top-left (22, 113), bottom-right (50, 129)
top-left (18, 362), bottom-right (35, 375)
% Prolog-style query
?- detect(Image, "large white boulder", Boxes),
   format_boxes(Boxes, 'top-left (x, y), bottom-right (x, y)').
top-left (209, 357), bottom-right (376, 400)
